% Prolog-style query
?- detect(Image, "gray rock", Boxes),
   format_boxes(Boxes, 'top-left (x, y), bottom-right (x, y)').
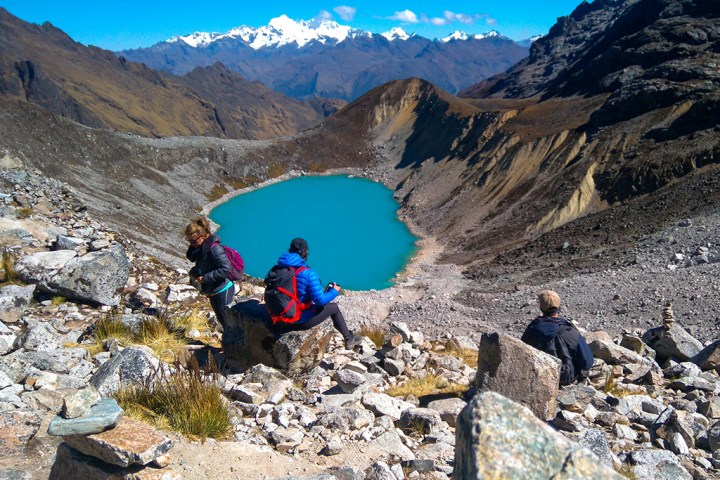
top-left (48, 397), bottom-right (124, 436)
top-left (15, 250), bottom-right (77, 285)
top-left (427, 397), bottom-right (466, 428)
top-left (0, 322), bottom-right (17, 355)
top-left (0, 349), bottom-right (90, 383)
top-left (708, 420), bottom-right (720, 452)
top-left (165, 283), bottom-right (198, 303)
top-left (316, 406), bottom-right (375, 431)
top-left (383, 358), bottom-right (405, 376)
top-left (445, 336), bottom-right (478, 351)
top-left (62, 386), bottom-right (101, 419)
top-left (362, 392), bottom-right (414, 420)
top-left (320, 436), bottom-right (343, 456)
top-left (223, 300), bottom-right (335, 375)
top-left (0, 409), bottom-right (43, 455)
top-left (333, 368), bottom-right (367, 393)
top-left (373, 430), bottom-right (415, 462)
top-left (50, 443), bottom-right (182, 480)
top-left (475, 333), bottom-right (560, 420)
top-left (628, 448), bottom-right (692, 480)
top-left (45, 243), bottom-right (130, 306)
top-left (454, 391), bottom-right (624, 479)
top-left (389, 322), bottom-right (412, 342)
top-left (89, 347), bottom-right (160, 396)
top-left (399, 407), bottom-right (443, 435)
top-left (54, 235), bottom-right (85, 251)
top-left (240, 364), bottom-right (295, 404)
top-left (642, 325), bottom-right (703, 363)
top-left (0, 284), bottom-right (36, 324)
top-left (590, 338), bottom-right (659, 368)
top-left (61, 416), bottom-right (173, 467)
top-left (691, 340), bottom-right (720, 372)
top-left (578, 428), bottom-right (615, 468)
top-left (14, 323), bottom-right (60, 352)
top-left (0, 469), bottom-right (31, 480)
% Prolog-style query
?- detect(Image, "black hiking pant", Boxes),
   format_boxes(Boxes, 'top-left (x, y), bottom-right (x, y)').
top-left (276, 303), bottom-right (352, 339)
top-left (209, 283), bottom-right (235, 328)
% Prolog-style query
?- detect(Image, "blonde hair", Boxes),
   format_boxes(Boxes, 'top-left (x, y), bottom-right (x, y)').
top-left (184, 217), bottom-right (212, 238)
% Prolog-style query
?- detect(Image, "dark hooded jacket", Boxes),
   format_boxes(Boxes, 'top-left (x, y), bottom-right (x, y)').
top-left (521, 315), bottom-right (594, 383)
top-left (186, 234), bottom-right (231, 295)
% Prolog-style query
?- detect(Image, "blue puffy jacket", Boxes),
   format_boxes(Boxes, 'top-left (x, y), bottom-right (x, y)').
top-left (276, 252), bottom-right (338, 322)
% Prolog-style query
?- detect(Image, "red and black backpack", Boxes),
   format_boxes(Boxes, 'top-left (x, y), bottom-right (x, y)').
top-left (263, 265), bottom-right (311, 323)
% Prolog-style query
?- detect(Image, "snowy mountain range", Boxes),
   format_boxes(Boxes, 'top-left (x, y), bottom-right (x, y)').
top-left (167, 15), bottom-right (515, 50)
top-left (121, 15), bottom-right (531, 101)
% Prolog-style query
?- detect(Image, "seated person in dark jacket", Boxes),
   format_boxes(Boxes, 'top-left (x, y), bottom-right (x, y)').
top-left (521, 290), bottom-right (594, 385)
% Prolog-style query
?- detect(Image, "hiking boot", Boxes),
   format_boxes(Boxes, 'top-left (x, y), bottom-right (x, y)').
top-left (344, 334), bottom-right (363, 350)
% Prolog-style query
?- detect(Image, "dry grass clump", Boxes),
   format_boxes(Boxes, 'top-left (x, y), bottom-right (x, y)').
top-left (1, 248), bottom-right (19, 285)
top-left (602, 370), bottom-right (635, 398)
top-left (386, 373), bottom-right (467, 399)
top-left (267, 163), bottom-right (286, 178)
top-left (208, 184), bottom-right (229, 201)
top-left (17, 206), bottom-right (33, 219)
top-left (83, 307), bottom-right (216, 360)
top-left (359, 323), bottom-right (386, 349)
top-left (615, 463), bottom-right (638, 479)
top-left (442, 344), bottom-right (479, 368)
top-left (113, 358), bottom-right (230, 441)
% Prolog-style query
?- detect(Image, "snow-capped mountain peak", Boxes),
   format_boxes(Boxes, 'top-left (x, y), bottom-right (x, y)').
top-left (381, 27), bottom-right (411, 41)
top-left (440, 29), bottom-right (504, 43)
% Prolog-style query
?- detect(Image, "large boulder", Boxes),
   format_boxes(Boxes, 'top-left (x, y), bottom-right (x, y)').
top-left (454, 391), bottom-right (625, 479)
top-left (0, 409), bottom-right (43, 455)
top-left (223, 300), bottom-right (335, 375)
top-left (475, 333), bottom-right (560, 420)
top-left (45, 243), bottom-right (130, 306)
top-left (691, 340), bottom-right (720, 372)
top-left (642, 324), bottom-right (703, 363)
top-left (15, 250), bottom-right (78, 285)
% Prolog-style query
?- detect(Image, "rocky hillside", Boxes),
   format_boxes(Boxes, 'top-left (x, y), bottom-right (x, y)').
top-left (3, 166), bottom-right (720, 479)
top-left (0, 8), bottom-right (328, 140)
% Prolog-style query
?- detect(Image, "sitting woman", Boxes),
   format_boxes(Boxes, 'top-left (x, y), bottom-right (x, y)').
top-left (184, 218), bottom-right (234, 328)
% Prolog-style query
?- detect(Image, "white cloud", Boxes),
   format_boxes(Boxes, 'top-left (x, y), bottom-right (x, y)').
top-left (315, 10), bottom-right (334, 21)
top-left (334, 6), bottom-right (357, 21)
top-left (389, 9), bottom-right (490, 28)
top-left (389, 9), bottom-right (419, 23)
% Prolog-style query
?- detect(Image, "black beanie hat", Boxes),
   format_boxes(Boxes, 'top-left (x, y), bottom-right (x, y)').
top-left (289, 238), bottom-right (309, 255)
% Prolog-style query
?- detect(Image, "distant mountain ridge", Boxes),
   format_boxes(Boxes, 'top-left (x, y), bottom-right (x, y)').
top-left (0, 8), bottom-right (331, 139)
top-left (120, 15), bottom-right (529, 101)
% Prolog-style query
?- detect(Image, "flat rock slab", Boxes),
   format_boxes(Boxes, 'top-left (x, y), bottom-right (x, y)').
top-left (50, 442), bottom-right (181, 480)
top-left (48, 397), bottom-right (124, 436)
top-left (62, 416), bottom-right (173, 467)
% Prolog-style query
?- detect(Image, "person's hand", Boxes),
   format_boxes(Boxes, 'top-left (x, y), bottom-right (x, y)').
top-left (333, 283), bottom-right (341, 292)
top-left (197, 276), bottom-right (204, 283)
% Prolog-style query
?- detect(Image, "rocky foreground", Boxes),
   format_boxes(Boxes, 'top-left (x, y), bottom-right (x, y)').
top-left (2, 167), bottom-right (720, 479)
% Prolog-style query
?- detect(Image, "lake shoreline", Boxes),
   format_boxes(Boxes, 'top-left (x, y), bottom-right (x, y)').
top-left (201, 167), bottom-right (446, 293)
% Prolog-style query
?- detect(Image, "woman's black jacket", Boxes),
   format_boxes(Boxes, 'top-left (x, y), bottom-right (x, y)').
top-left (186, 234), bottom-right (231, 295)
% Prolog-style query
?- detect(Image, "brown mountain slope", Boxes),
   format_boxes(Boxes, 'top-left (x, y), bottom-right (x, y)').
top-left (0, 8), bottom-right (227, 138)
top-left (174, 63), bottom-right (339, 140)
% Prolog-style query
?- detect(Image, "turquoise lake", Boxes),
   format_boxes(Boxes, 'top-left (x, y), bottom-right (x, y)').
top-left (210, 175), bottom-right (417, 291)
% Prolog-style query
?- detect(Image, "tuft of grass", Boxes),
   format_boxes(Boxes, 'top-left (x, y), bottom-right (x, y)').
top-left (386, 373), bottom-right (467, 399)
top-left (17, 206), bottom-right (33, 219)
top-left (306, 162), bottom-right (326, 173)
top-left (1, 248), bottom-right (19, 284)
top-left (443, 344), bottom-right (479, 368)
top-left (208, 184), bottom-right (228, 201)
top-left (615, 463), bottom-right (638, 480)
top-left (359, 323), bottom-right (386, 349)
top-left (82, 312), bottom-right (134, 356)
top-left (137, 315), bottom-right (188, 363)
top-left (113, 357), bottom-right (231, 441)
top-left (603, 370), bottom-right (634, 398)
top-left (51, 295), bottom-right (66, 306)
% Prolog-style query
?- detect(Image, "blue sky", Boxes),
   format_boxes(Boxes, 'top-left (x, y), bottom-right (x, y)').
top-left (0, 1), bottom-right (584, 51)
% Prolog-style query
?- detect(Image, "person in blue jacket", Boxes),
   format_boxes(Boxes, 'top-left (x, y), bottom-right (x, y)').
top-left (521, 290), bottom-right (594, 385)
top-left (273, 238), bottom-right (363, 350)
top-left (185, 218), bottom-right (235, 329)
